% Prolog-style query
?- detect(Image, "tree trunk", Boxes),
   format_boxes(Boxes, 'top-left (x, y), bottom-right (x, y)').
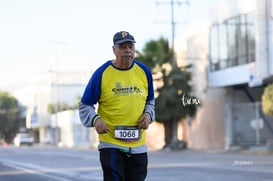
top-left (163, 119), bottom-right (187, 150)
top-left (163, 120), bottom-right (173, 148)
top-left (163, 119), bottom-right (179, 149)
top-left (171, 119), bottom-right (178, 143)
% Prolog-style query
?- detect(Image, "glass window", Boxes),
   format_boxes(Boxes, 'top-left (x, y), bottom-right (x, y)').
top-left (209, 12), bottom-right (255, 72)
top-left (219, 24), bottom-right (228, 69)
top-left (238, 15), bottom-right (247, 65)
top-left (246, 13), bottom-right (255, 63)
top-left (226, 17), bottom-right (238, 66)
top-left (209, 25), bottom-right (219, 71)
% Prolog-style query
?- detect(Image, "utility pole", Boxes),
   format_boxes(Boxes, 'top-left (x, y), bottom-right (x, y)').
top-left (155, 0), bottom-right (190, 148)
top-left (49, 40), bottom-right (66, 145)
top-left (155, 0), bottom-right (189, 68)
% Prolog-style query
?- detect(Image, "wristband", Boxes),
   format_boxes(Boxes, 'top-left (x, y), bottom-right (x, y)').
top-left (92, 115), bottom-right (101, 127)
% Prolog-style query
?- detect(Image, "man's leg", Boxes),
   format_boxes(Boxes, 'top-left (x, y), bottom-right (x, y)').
top-left (100, 148), bottom-right (125, 181)
top-left (125, 153), bottom-right (148, 181)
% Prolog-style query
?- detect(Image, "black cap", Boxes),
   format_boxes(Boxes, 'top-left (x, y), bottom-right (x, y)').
top-left (113, 31), bottom-right (136, 45)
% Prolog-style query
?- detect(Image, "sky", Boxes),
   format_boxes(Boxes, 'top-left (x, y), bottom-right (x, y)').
top-left (0, 0), bottom-right (220, 90)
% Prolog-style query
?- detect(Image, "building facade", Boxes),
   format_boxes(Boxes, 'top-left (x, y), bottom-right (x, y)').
top-left (12, 71), bottom-right (96, 147)
top-left (175, 0), bottom-right (273, 151)
top-left (208, 0), bottom-right (273, 149)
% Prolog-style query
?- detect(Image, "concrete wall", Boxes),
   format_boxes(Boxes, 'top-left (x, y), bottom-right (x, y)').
top-left (188, 88), bottom-right (226, 150)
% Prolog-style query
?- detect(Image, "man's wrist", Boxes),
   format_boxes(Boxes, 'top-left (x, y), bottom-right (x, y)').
top-left (144, 112), bottom-right (152, 123)
top-left (92, 115), bottom-right (101, 127)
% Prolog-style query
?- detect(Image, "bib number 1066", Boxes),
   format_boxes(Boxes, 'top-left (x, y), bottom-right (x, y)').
top-left (114, 126), bottom-right (140, 140)
top-left (118, 130), bottom-right (137, 138)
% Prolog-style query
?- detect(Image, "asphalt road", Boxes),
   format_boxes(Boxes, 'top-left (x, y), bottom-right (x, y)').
top-left (0, 145), bottom-right (272, 181)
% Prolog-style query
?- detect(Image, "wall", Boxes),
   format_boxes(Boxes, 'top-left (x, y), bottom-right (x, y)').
top-left (188, 88), bottom-right (226, 150)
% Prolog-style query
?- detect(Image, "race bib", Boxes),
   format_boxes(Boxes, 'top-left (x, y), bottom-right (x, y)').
top-left (114, 126), bottom-right (140, 142)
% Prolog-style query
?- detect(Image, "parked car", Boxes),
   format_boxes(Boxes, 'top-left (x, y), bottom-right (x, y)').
top-left (13, 133), bottom-right (34, 147)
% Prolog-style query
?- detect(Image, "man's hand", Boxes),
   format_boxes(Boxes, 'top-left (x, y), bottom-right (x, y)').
top-left (94, 118), bottom-right (109, 134)
top-left (138, 113), bottom-right (151, 129)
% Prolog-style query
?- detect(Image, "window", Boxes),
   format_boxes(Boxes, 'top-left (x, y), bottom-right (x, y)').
top-left (209, 12), bottom-right (255, 71)
top-left (209, 25), bottom-right (219, 71)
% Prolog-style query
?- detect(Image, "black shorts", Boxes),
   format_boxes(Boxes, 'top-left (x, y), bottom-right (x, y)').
top-left (99, 148), bottom-right (148, 181)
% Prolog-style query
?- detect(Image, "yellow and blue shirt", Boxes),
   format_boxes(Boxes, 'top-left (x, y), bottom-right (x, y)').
top-left (81, 59), bottom-right (154, 149)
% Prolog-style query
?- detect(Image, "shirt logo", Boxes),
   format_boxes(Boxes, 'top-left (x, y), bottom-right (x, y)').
top-left (112, 82), bottom-right (142, 96)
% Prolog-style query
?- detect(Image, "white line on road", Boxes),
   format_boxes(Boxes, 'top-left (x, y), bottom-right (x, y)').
top-left (1, 160), bottom-right (102, 181)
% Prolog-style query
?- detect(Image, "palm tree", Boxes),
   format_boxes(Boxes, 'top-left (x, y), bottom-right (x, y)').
top-left (136, 37), bottom-right (197, 150)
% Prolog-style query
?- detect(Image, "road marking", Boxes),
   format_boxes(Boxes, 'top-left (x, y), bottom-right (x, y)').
top-left (1, 160), bottom-right (102, 181)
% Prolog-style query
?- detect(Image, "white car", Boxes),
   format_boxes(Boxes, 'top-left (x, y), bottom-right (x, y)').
top-left (13, 133), bottom-right (34, 147)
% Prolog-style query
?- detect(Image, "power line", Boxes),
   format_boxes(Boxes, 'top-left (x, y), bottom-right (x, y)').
top-left (155, 0), bottom-right (190, 68)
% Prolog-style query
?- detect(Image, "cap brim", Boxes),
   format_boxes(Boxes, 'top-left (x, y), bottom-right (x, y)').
top-left (114, 39), bottom-right (136, 45)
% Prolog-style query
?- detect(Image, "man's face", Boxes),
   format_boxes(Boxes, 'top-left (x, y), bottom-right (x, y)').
top-left (113, 42), bottom-right (135, 62)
